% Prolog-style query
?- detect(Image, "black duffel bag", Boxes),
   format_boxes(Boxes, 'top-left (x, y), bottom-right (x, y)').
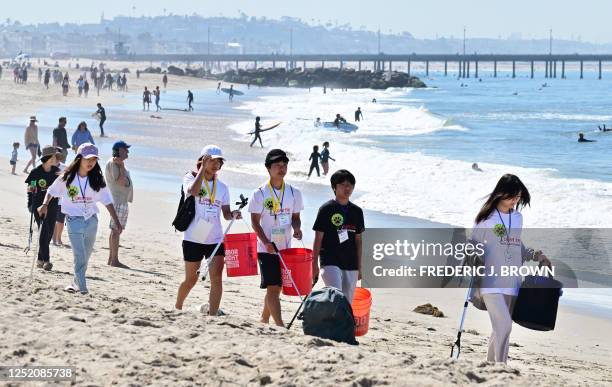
top-left (512, 264), bottom-right (563, 331)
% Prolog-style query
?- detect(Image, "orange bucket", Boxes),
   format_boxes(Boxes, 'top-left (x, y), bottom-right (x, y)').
top-left (280, 248), bottom-right (313, 296)
top-left (224, 233), bottom-right (258, 277)
top-left (352, 288), bottom-right (372, 336)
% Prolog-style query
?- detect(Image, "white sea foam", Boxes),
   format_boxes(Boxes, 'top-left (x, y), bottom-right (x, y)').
top-left (228, 87), bottom-right (612, 228)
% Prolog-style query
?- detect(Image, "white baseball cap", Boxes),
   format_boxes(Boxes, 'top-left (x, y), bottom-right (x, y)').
top-left (200, 145), bottom-right (225, 160)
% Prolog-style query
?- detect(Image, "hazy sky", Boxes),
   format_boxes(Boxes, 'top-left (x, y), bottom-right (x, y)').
top-left (4, 0), bottom-right (611, 43)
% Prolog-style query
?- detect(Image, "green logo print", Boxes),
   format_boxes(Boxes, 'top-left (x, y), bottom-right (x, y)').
top-left (68, 185), bottom-right (79, 200)
top-left (331, 213), bottom-right (344, 227)
top-left (493, 224), bottom-right (506, 238)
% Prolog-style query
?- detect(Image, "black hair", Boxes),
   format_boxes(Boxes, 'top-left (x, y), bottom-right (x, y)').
top-left (313, 145), bottom-right (319, 152)
top-left (256, 116), bottom-right (260, 121)
top-left (12, 142), bottom-right (19, 147)
top-left (61, 155), bottom-right (107, 191)
top-left (330, 169), bottom-right (356, 191)
top-left (77, 121), bottom-right (87, 130)
top-left (40, 155), bottom-right (54, 164)
top-left (323, 141), bottom-right (329, 147)
top-left (475, 174), bottom-right (530, 224)
top-left (59, 117), bottom-right (66, 122)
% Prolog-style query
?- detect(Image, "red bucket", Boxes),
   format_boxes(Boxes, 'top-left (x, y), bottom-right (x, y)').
top-left (352, 288), bottom-right (372, 336)
top-left (224, 233), bottom-right (258, 277)
top-left (280, 248), bottom-right (313, 296)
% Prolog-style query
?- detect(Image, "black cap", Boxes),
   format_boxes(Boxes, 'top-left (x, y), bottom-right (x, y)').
top-left (265, 149), bottom-right (289, 167)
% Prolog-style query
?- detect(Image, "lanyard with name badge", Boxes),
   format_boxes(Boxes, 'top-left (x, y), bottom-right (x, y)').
top-left (496, 209), bottom-right (512, 261)
top-left (203, 178), bottom-right (217, 221)
top-left (268, 181), bottom-right (289, 225)
top-left (77, 175), bottom-right (89, 212)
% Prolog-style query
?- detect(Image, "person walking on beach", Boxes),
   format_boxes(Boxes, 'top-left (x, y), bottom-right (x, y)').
top-left (26, 146), bottom-right (62, 271)
top-left (23, 116), bottom-right (40, 173)
top-left (307, 145), bottom-right (321, 178)
top-left (162, 73), bottom-right (168, 89)
top-left (52, 117), bottom-right (71, 161)
top-left (62, 73), bottom-right (69, 96)
top-left (52, 151), bottom-right (67, 247)
top-left (95, 103), bottom-right (106, 137)
top-left (71, 121), bottom-right (95, 151)
top-left (43, 69), bottom-right (50, 89)
top-left (143, 87), bottom-right (152, 111)
top-left (312, 169), bottom-right (364, 303)
top-left (175, 145), bottom-right (242, 315)
top-left (470, 174), bottom-right (551, 363)
top-left (354, 107), bottom-right (363, 122)
top-left (320, 141), bottom-right (335, 176)
top-left (10, 142), bottom-right (19, 175)
top-left (84, 80), bottom-right (90, 97)
top-left (38, 143), bottom-right (123, 295)
top-left (249, 149), bottom-right (304, 327)
top-left (216, 82), bottom-right (221, 94)
top-left (105, 141), bottom-right (133, 268)
top-left (250, 117), bottom-right (264, 148)
top-left (154, 86), bottom-right (161, 112)
top-left (77, 76), bottom-right (84, 97)
top-left (187, 90), bottom-right (194, 111)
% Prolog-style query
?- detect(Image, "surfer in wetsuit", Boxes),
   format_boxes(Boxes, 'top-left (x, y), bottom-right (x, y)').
top-left (333, 114), bottom-right (347, 128)
top-left (354, 107), bottom-right (363, 122)
top-left (250, 116), bottom-right (264, 148)
top-left (307, 145), bottom-right (321, 178)
top-left (229, 84), bottom-right (235, 102)
top-left (598, 125), bottom-right (611, 132)
top-left (187, 90), bottom-right (194, 111)
top-left (578, 133), bottom-right (595, 142)
top-left (314, 117), bottom-right (322, 127)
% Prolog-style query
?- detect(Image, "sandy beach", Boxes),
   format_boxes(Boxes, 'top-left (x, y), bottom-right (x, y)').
top-left (0, 60), bottom-right (611, 386)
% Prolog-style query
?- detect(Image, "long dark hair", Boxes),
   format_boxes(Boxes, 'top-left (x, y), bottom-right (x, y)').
top-left (475, 174), bottom-right (530, 224)
top-left (61, 155), bottom-right (107, 191)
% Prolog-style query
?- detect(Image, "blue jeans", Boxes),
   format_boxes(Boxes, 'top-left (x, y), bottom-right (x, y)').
top-left (67, 215), bottom-right (98, 293)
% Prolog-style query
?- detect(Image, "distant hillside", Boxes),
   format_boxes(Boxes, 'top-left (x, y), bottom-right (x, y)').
top-left (1, 14), bottom-right (612, 57)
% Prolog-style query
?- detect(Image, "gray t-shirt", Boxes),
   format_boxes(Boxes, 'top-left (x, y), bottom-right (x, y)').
top-left (105, 159), bottom-right (133, 205)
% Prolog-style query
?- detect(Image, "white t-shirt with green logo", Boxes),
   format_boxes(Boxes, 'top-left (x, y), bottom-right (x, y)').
top-left (182, 173), bottom-right (230, 245)
top-left (471, 210), bottom-right (523, 296)
top-left (47, 176), bottom-right (113, 220)
top-left (248, 182), bottom-right (304, 253)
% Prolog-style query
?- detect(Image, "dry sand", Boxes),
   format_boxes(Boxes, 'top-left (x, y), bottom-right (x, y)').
top-left (0, 60), bottom-right (611, 386)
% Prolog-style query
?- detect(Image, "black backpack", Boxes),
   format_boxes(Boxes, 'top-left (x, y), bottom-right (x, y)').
top-left (171, 186), bottom-right (195, 232)
top-left (301, 287), bottom-right (358, 345)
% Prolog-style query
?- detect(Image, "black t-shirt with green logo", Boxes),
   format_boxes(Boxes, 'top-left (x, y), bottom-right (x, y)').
top-left (25, 165), bottom-right (60, 209)
top-left (313, 199), bottom-right (365, 270)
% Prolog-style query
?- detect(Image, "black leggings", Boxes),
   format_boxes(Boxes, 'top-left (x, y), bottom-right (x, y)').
top-left (99, 118), bottom-right (106, 136)
top-left (33, 200), bottom-right (58, 262)
top-left (308, 162), bottom-right (320, 177)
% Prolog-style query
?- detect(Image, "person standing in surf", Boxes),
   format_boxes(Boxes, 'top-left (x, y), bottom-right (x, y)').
top-left (154, 86), bottom-right (161, 112)
top-left (354, 107), bottom-right (363, 122)
top-left (250, 116), bottom-right (264, 148)
top-left (470, 174), bottom-right (551, 364)
top-left (95, 103), bottom-right (106, 137)
top-left (143, 87), bottom-right (152, 111)
top-left (307, 145), bottom-right (322, 178)
top-left (320, 141), bottom-right (335, 176)
top-left (187, 90), bottom-right (194, 111)
top-left (229, 84), bottom-right (235, 102)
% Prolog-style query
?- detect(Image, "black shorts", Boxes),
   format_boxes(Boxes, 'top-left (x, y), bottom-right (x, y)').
top-left (182, 240), bottom-right (225, 262)
top-left (10, 161), bottom-right (16, 166)
top-left (258, 252), bottom-right (282, 289)
top-left (56, 206), bottom-right (66, 223)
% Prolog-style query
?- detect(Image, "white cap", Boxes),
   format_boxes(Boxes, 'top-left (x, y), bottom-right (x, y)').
top-left (200, 144), bottom-right (225, 160)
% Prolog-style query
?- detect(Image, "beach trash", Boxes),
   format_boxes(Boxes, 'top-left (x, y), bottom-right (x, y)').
top-left (280, 248), bottom-right (313, 296)
top-left (224, 233), bottom-right (258, 277)
top-left (352, 288), bottom-right (372, 336)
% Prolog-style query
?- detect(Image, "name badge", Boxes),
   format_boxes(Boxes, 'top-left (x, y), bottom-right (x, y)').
top-left (278, 213), bottom-right (291, 227)
top-left (204, 206), bottom-right (217, 222)
top-left (338, 229), bottom-right (349, 244)
top-left (271, 227), bottom-right (286, 249)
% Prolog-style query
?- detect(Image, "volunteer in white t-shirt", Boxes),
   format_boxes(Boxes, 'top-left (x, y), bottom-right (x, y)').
top-left (470, 174), bottom-right (551, 364)
top-left (249, 149), bottom-right (304, 327)
top-left (175, 145), bottom-right (242, 316)
top-left (38, 143), bottom-right (123, 295)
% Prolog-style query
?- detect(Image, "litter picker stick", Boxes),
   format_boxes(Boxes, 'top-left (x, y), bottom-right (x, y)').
top-left (199, 194), bottom-right (249, 282)
top-left (450, 275), bottom-right (475, 359)
top-left (270, 242), bottom-right (309, 330)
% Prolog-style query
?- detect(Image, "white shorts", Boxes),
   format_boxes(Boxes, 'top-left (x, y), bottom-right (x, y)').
top-left (110, 203), bottom-right (129, 230)
top-left (320, 265), bottom-right (359, 303)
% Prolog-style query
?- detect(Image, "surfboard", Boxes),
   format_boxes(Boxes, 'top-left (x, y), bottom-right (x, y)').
top-left (221, 88), bottom-right (244, 96)
top-left (248, 122), bottom-right (281, 134)
top-left (161, 107), bottom-right (189, 112)
top-left (323, 121), bottom-right (358, 132)
top-left (91, 112), bottom-right (101, 122)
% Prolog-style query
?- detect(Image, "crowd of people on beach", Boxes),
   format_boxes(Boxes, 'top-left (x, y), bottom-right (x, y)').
top-left (4, 72), bottom-right (561, 366)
